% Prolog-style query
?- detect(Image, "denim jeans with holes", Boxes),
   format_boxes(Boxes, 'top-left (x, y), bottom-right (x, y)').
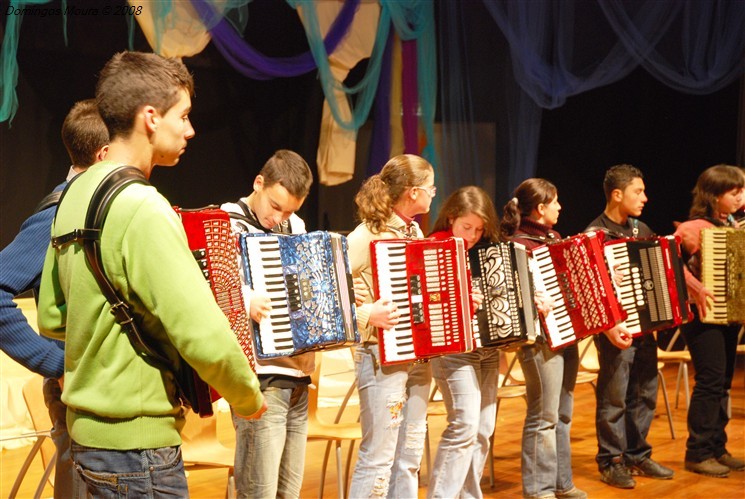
top-left (427, 348), bottom-right (499, 499)
top-left (71, 443), bottom-right (188, 498)
top-left (349, 344), bottom-right (431, 499)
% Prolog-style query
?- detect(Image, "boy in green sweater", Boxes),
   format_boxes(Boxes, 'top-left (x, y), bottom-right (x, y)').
top-left (37, 51), bottom-right (266, 497)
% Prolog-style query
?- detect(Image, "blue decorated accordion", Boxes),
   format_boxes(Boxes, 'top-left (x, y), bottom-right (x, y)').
top-left (239, 231), bottom-right (360, 358)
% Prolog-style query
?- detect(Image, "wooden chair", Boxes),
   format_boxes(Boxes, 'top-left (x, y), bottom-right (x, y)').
top-left (655, 329), bottom-right (691, 409)
top-left (488, 350), bottom-right (528, 488)
top-left (180, 404), bottom-right (236, 498)
top-left (6, 375), bottom-right (57, 499)
top-left (307, 352), bottom-right (362, 499)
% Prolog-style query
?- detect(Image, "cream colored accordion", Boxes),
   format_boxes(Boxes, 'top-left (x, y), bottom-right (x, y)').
top-left (700, 227), bottom-right (745, 324)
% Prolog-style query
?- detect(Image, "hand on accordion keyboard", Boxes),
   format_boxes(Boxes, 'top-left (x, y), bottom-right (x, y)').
top-left (611, 264), bottom-right (627, 287)
top-left (534, 290), bottom-right (555, 317)
top-left (249, 292), bottom-right (273, 323)
top-left (692, 284), bottom-right (716, 321)
top-left (603, 323), bottom-right (633, 350)
top-left (369, 297), bottom-right (400, 330)
top-left (471, 287), bottom-right (484, 315)
top-left (353, 276), bottom-right (370, 306)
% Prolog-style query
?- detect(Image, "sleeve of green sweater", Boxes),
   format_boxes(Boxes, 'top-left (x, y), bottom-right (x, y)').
top-left (122, 194), bottom-right (263, 417)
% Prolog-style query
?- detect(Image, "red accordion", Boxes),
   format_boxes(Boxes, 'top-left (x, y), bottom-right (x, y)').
top-left (370, 237), bottom-right (474, 366)
top-left (531, 232), bottom-right (626, 350)
top-left (175, 206), bottom-right (256, 416)
top-left (603, 235), bottom-right (692, 336)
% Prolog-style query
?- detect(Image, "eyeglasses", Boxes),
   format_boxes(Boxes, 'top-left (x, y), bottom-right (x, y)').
top-left (414, 185), bottom-right (437, 198)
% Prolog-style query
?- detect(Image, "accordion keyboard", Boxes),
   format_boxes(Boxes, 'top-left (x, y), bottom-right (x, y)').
top-left (243, 236), bottom-right (294, 355)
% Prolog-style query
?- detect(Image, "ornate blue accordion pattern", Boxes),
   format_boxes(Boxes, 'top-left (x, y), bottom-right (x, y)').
top-left (240, 231), bottom-right (359, 358)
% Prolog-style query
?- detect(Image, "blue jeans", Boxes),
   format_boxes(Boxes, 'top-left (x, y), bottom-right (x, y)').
top-left (232, 384), bottom-right (308, 498)
top-left (349, 344), bottom-right (431, 499)
top-left (594, 333), bottom-right (657, 469)
top-left (71, 443), bottom-right (187, 498)
top-left (43, 378), bottom-right (85, 499)
top-left (681, 316), bottom-right (739, 463)
top-left (518, 341), bottom-right (578, 499)
top-left (427, 348), bottom-right (499, 499)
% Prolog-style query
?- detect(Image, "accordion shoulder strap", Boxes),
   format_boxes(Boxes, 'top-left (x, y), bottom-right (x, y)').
top-left (53, 167), bottom-right (172, 366)
top-left (33, 190), bottom-right (63, 214)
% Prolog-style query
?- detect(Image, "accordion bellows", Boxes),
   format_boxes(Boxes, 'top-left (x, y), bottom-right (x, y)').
top-left (240, 231), bottom-right (359, 358)
top-left (532, 232), bottom-right (626, 350)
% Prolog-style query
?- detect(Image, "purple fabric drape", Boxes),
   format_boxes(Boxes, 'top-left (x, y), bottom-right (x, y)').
top-left (189, 0), bottom-right (359, 80)
top-left (368, 28), bottom-right (395, 176)
top-left (401, 39), bottom-right (419, 155)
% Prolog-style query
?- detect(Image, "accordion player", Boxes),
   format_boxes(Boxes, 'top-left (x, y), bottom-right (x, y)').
top-left (239, 231), bottom-right (360, 358)
top-left (699, 227), bottom-right (745, 324)
top-left (370, 237), bottom-right (475, 366)
top-left (531, 232), bottom-right (626, 350)
top-left (468, 241), bottom-right (539, 349)
top-left (175, 206), bottom-right (256, 416)
top-left (602, 235), bottom-right (692, 336)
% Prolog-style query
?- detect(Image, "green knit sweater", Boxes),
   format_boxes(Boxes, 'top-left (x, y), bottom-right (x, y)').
top-left (38, 162), bottom-right (263, 450)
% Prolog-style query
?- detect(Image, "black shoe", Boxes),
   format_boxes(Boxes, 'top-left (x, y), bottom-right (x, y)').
top-left (685, 458), bottom-right (730, 478)
top-left (600, 462), bottom-right (636, 489)
top-left (717, 453), bottom-right (745, 471)
top-left (629, 458), bottom-right (674, 479)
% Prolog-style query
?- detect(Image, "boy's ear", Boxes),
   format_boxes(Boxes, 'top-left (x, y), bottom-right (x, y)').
top-left (253, 174), bottom-right (264, 192)
top-left (611, 188), bottom-right (623, 203)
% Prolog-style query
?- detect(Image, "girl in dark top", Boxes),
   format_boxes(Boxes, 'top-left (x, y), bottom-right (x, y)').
top-left (674, 164), bottom-right (744, 478)
top-left (501, 178), bottom-right (587, 499)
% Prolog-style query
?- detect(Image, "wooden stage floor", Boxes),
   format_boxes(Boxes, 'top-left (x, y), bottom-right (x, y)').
top-left (2, 353), bottom-right (744, 498)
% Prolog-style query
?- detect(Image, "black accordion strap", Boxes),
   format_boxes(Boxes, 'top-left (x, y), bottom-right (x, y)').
top-left (33, 190), bottom-right (63, 214)
top-left (82, 167), bottom-right (168, 362)
top-left (233, 199), bottom-right (292, 234)
top-left (55, 166), bottom-right (172, 366)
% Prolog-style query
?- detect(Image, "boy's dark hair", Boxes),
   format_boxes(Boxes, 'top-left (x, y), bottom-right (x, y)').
top-left (96, 51), bottom-right (194, 140)
top-left (260, 150), bottom-right (313, 199)
top-left (61, 99), bottom-right (109, 167)
top-left (603, 164), bottom-right (644, 201)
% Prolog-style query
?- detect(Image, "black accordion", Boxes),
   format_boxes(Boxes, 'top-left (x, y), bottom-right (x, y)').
top-left (603, 235), bottom-right (692, 336)
top-left (468, 241), bottom-right (538, 349)
top-left (239, 231), bottom-right (360, 358)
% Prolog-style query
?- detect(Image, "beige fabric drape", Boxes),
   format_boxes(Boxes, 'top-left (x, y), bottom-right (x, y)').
top-left (300, 1), bottom-right (380, 185)
top-left (130, 0), bottom-right (217, 57)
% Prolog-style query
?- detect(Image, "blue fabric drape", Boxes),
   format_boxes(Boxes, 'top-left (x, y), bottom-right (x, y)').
top-left (459, 0), bottom-right (745, 199)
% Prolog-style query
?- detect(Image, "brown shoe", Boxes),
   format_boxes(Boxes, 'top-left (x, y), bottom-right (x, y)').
top-left (685, 458), bottom-right (730, 477)
top-left (717, 453), bottom-right (745, 471)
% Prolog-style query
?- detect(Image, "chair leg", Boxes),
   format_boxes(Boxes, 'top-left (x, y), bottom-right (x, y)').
top-left (490, 398), bottom-right (502, 488)
top-left (32, 449), bottom-right (57, 499)
top-left (344, 441), bottom-right (357, 497)
top-left (335, 442), bottom-right (345, 499)
top-left (226, 472), bottom-right (236, 499)
top-left (422, 427), bottom-right (431, 486)
top-left (657, 370), bottom-right (675, 439)
top-left (319, 441), bottom-right (333, 499)
top-left (682, 363), bottom-right (690, 409)
top-left (9, 437), bottom-right (47, 499)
